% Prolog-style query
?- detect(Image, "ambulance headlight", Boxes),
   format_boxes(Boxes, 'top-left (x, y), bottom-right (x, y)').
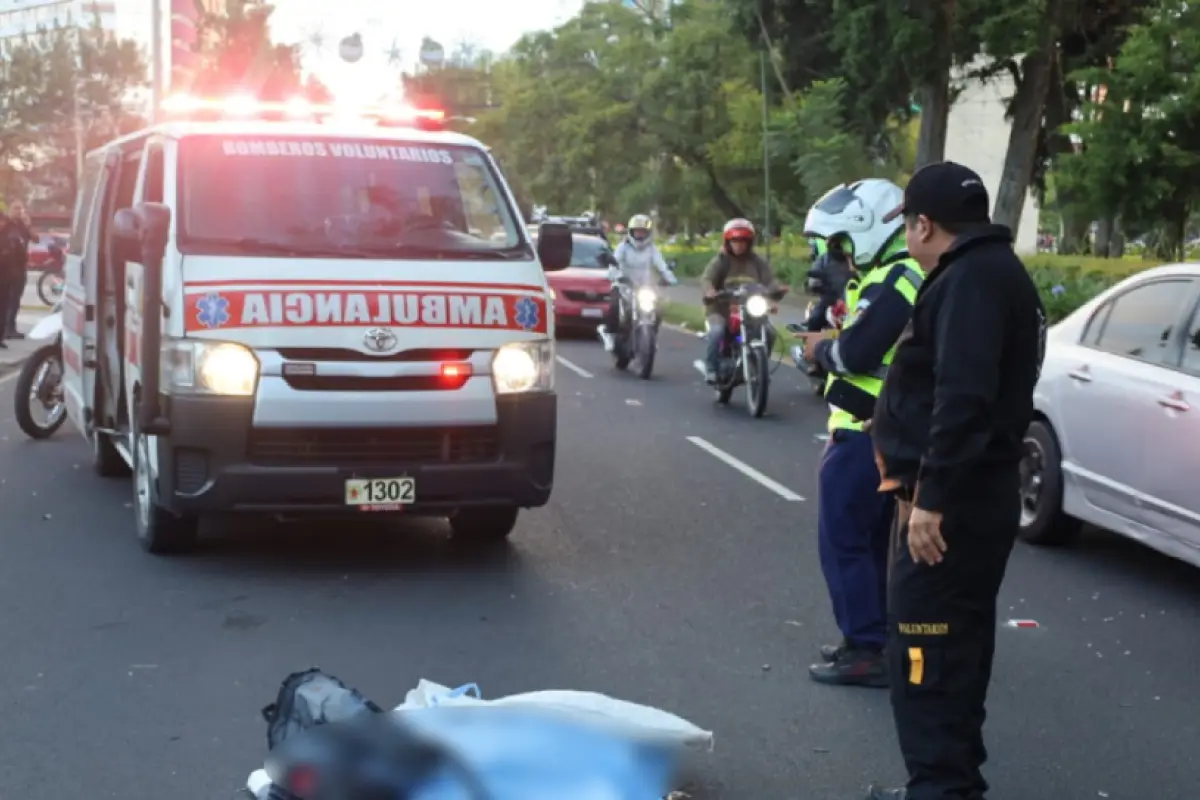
top-left (162, 339), bottom-right (259, 396)
top-left (492, 340), bottom-right (553, 394)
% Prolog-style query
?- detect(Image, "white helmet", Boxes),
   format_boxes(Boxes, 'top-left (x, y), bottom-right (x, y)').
top-left (802, 179), bottom-right (904, 267)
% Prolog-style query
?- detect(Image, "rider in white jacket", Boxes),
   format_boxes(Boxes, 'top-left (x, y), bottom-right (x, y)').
top-left (599, 214), bottom-right (676, 351)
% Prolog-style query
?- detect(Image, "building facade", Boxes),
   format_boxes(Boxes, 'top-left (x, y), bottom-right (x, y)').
top-left (0, 0), bottom-right (225, 95)
top-left (945, 59), bottom-right (1041, 254)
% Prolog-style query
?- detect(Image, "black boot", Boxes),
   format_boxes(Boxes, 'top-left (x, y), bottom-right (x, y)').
top-left (809, 647), bottom-right (888, 687)
top-left (863, 785), bottom-right (906, 799)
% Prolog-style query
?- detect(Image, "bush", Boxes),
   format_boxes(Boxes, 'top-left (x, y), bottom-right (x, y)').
top-left (663, 246), bottom-right (1157, 323)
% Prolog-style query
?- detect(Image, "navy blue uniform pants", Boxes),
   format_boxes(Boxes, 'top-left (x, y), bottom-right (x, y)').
top-left (817, 428), bottom-right (894, 649)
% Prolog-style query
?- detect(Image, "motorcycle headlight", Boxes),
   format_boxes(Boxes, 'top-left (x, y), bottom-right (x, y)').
top-left (636, 287), bottom-right (657, 312)
top-left (745, 295), bottom-right (769, 318)
top-left (162, 339), bottom-right (259, 396)
top-left (492, 340), bottom-right (554, 394)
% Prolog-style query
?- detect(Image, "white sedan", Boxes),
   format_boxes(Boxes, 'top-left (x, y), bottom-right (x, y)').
top-left (1021, 264), bottom-right (1200, 567)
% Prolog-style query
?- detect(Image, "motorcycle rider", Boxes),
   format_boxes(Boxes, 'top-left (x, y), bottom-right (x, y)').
top-left (801, 232), bottom-right (855, 332)
top-left (599, 214), bottom-right (676, 352)
top-left (793, 180), bottom-right (925, 687)
top-left (700, 218), bottom-right (785, 384)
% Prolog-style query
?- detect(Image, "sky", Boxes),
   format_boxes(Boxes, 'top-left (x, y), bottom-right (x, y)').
top-left (269, 0), bottom-right (586, 102)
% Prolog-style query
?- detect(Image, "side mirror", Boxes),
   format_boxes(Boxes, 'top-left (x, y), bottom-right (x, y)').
top-left (599, 252), bottom-right (618, 268)
top-left (536, 221), bottom-right (572, 272)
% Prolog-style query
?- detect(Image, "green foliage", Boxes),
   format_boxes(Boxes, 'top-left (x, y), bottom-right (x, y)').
top-left (191, 0), bottom-right (306, 99)
top-left (0, 24), bottom-right (147, 210)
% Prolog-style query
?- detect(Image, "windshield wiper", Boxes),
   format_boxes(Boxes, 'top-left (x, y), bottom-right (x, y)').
top-left (354, 244), bottom-right (532, 260)
top-left (182, 236), bottom-right (374, 258)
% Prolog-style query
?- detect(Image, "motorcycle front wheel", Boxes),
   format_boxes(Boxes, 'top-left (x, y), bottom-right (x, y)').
top-left (635, 324), bottom-right (656, 379)
top-left (15, 343), bottom-right (67, 439)
top-left (743, 345), bottom-right (770, 418)
top-left (37, 269), bottom-right (64, 306)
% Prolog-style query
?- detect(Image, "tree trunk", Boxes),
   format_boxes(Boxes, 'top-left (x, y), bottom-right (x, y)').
top-left (1093, 215), bottom-right (1113, 257)
top-left (992, 46), bottom-right (1056, 237)
top-left (914, 77), bottom-right (951, 169)
top-left (703, 164), bottom-right (746, 220)
top-left (913, 0), bottom-right (956, 170)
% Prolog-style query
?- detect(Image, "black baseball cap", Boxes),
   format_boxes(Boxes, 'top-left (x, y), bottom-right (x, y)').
top-left (883, 161), bottom-right (990, 226)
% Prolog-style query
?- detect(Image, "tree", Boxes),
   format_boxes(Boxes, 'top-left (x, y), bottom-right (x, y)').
top-left (189, 0), bottom-right (305, 99)
top-left (1057, 0), bottom-right (1200, 260)
top-left (0, 23), bottom-right (147, 210)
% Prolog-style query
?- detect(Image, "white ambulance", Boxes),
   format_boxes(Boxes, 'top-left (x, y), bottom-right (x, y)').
top-left (57, 94), bottom-right (572, 554)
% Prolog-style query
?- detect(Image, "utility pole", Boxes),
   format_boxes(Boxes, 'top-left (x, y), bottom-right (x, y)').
top-left (759, 48), bottom-right (771, 261)
top-left (150, 0), bottom-right (163, 122)
top-left (68, 0), bottom-right (84, 186)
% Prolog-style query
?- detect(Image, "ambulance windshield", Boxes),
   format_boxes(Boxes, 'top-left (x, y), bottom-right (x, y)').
top-left (177, 135), bottom-right (527, 259)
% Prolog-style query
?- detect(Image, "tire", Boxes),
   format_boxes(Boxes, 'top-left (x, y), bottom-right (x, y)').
top-left (613, 347), bottom-right (631, 370)
top-left (133, 418), bottom-right (199, 554)
top-left (37, 270), bottom-right (63, 306)
top-left (92, 428), bottom-right (131, 477)
top-left (1018, 420), bottom-right (1082, 546)
top-left (14, 344), bottom-right (67, 439)
top-left (636, 326), bottom-right (656, 379)
top-left (449, 506), bottom-right (519, 544)
top-left (744, 346), bottom-right (770, 418)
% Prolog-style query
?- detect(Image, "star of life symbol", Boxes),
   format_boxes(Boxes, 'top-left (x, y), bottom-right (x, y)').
top-left (514, 297), bottom-right (539, 330)
top-left (195, 292), bottom-right (230, 328)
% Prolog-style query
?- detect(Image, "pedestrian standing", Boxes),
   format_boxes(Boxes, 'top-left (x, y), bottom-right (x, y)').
top-left (796, 179), bottom-right (924, 688)
top-left (864, 162), bottom-right (1047, 800)
top-left (2, 200), bottom-right (37, 339)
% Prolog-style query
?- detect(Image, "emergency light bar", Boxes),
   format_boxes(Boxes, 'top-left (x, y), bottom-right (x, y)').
top-left (159, 93), bottom-right (447, 130)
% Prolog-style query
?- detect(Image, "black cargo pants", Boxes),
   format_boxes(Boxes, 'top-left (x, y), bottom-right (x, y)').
top-left (887, 475), bottom-right (1019, 799)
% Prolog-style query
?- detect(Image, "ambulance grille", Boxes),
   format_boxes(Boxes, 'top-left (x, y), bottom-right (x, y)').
top-left (247, 427), bottom-right (500, 465)
top-left (276, 348), bottom-right (474, 362)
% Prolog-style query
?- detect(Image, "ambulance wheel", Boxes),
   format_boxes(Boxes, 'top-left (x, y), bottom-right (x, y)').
top-left (92, 429), bottom-right (131, 478)
top-left (449, 506), bottom-right (518, 544)
top-left (133, 422), bottom-right (198, 554)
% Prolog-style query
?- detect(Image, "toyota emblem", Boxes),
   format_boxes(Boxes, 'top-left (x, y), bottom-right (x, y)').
top-left (363, 328), bottom-right (398, 353)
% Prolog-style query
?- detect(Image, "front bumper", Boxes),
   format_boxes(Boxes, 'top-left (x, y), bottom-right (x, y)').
top-left (554, 298), bottom-right (609, 326)
top-left (154, 392), bottom-right (556, 515)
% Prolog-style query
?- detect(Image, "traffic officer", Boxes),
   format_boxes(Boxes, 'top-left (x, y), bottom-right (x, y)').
top-left (794, 179), bottom-right (924, 688)
top-left (864, 162), bottom-right (1046, 799)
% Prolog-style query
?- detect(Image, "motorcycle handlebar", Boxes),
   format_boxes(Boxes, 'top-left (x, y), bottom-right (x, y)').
top-left (705, 285), bottom-right (789, 303)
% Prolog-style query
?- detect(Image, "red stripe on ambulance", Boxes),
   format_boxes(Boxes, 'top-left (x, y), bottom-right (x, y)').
top-left (182, 289), bottom-right (549, 333)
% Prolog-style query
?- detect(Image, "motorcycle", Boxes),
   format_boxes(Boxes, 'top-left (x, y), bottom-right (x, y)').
top-left (37, 244), bottom-right (65, 306)
top-left (598, 269), bottom-right (667, 379)
top-left (14, 300), bottom-right (66, 439)
top-left (787, 303), bottom-right (831, 397)
top-left (692, 284), bottom-right (787, 418)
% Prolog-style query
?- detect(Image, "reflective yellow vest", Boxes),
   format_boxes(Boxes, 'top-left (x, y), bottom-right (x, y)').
top-left (825, 256), bottom-right (924, 433)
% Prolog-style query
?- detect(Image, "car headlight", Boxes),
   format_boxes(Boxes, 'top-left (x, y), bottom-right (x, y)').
top-left (492, 340), bottom-right (553, 394)
top-left (745, 295), bottom-right (769, 317)
top-left (162, 339), bottom-right (259, 396)
top-left (636, 287), bottom-right (657, 312)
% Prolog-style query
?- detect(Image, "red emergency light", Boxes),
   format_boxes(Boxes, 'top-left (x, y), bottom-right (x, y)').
top-left (159, 93), bottom-right (447, 131)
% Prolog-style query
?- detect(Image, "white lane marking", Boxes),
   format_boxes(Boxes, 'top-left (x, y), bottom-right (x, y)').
top-left (686, 436), bottom-right (805, 501)
top-left (555, 355), bottom-right (593, 378)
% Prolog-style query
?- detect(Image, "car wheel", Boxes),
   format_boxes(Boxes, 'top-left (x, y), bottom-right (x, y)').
top-left (449, 506), bottom-right (519, 544)
top-left (1018, 420), bottom-right (1082, 546)
top-left (133, 419), bottom-right (199, 554)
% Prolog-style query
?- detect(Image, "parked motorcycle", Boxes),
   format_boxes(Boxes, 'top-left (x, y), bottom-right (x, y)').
top-left (37, 244), bottom-right (65, 306)
top-left (599, 276), bottom-right (662, 379)
top-left (14, 301), bottom-right (66, 439)
top-left (693, 284), bottom-right (787, 417)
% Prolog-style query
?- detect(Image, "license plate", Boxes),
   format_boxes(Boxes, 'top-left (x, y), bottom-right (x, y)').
top-left (345, 477), bottom-right (415, 511)
top-left (581, 308), bottom-right (604, 318)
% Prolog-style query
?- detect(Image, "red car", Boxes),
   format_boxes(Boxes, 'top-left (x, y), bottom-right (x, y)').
top-left (27, 214), bottom-right (71, 270)
top-left (539, 233), bottom-right (616, 333)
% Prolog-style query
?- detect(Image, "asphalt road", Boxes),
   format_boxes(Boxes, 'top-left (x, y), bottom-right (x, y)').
top-left (1, 324), bottom-right (1197, 799)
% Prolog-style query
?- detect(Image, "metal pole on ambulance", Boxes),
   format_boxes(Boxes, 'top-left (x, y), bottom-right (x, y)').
top-left (150, 0), bottom-right (163, 123)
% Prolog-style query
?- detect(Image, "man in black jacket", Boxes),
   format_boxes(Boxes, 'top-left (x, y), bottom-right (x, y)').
top-left (864, 163), bottom-right (1047, 800)
top-left (0, 203), bottom-right (37, 348)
